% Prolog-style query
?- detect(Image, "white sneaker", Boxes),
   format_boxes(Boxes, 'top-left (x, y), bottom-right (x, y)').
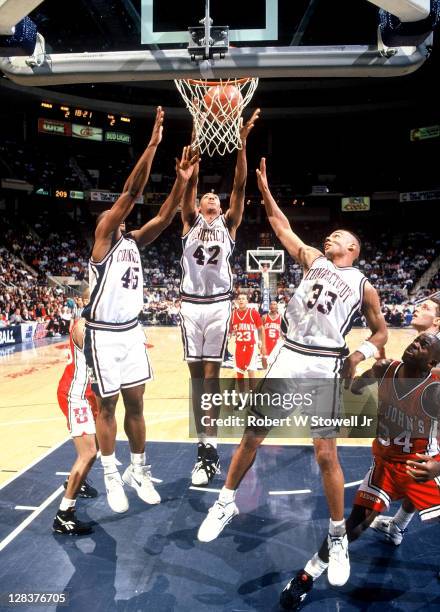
top-left (197, 500), bottom-right (239, 542)
top-left (104, 471), bottom-right (129, 513)
top-left (370, 515), bottom-right (405, 545)
top-left (327, 533), bottom-right (350, 587)
top-left (122, 465), bottom-right (161, 505)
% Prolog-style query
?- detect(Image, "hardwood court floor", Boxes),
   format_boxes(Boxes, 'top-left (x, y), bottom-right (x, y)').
top-left (0, 327), bottom-right (415, 486)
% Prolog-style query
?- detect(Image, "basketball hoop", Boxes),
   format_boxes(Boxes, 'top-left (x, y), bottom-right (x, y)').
top-left (174, 77), bottom-right (259, 157)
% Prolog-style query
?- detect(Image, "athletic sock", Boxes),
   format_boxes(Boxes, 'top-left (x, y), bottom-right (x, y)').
top-left (130, 452), bottom-right (146, 468)
top-left (393, 506), bottom-right (415, 531)
top-left (59, 497), bottom-right (76, 511)
top-left (329, 518), bottom-right (346, 537)
top-left (205, 438), bottom-right (218, 449)
top-left (304, 553), bottom-right (328, 580)
top-left (219, 486), bottom-right (236, 504)
top-left (101, 452), bottom-right (118, 475)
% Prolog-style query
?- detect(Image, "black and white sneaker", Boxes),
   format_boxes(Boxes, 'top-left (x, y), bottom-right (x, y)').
top-left (53, 509), bottom-right (93, 536)
top-left (280, 571), bottom-right (314, 611)
top-left (191, 443), bottom-right (221, 486)
top-left (64, 478), bottom-right (98, 499)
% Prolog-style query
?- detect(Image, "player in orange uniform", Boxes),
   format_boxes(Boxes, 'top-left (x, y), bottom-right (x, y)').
top-left (371, 294), bottom-right (440, 542)
top-left (230, 293), bottom-right (267, 388)
top-left (280, 332), bottom-right (440, 610)
top-left (262, 301), bottom-right (282, 360)
top-left (52, 317), bottom-right (98, 536)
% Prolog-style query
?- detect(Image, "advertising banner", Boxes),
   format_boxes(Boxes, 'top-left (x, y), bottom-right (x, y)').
top-left (0, 325), bottom-right (21, 346)
top-left (38, 118), bottom-right (72, 137)
top-left (89, 191), bottom-right (144, 204)
top-left (72, 124), bottom-right (103, 142)
top-left (341, 196), bottom-right (370, 211)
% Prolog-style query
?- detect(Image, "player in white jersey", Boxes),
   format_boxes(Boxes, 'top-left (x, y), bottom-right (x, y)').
top-left (197, 157), bottom-right (388, 590)
top-left (180, 109), bottom-right (260, 487)
top-left (83, 107), bottom-right (198, 514)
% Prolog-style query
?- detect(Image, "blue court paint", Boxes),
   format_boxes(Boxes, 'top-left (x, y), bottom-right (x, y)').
top-left (0, 442), bottom-right (439, 611)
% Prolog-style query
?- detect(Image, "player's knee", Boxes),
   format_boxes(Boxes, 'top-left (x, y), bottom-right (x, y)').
top-left (124, 399), bottom-right (144, 417)
top-left (315, 447), bottom-right (339, 471)
top-left (99, 396), bottom-right (118, 418)
top-left (240, 430), bottom-right (264, 452)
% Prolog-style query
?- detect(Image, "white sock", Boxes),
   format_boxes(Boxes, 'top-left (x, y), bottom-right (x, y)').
top-left (329, 518), bottom-right (346, 537)
top-left (304, 553), bottom-right (328, 580)
top-left (198, 434), bottom-right (206, 445)
top-left (205, 438), bottom-right (217, 449)
top-left (59, 497), bottom-right (76, 511)
top-left (101, 452), bottom-right (118, 475)
top-left (219, 486), bottom-right (236, 504)
top-left (131, 452), bottom-right (146, 469)
top-left (393, 506), bottom-right (415, 530)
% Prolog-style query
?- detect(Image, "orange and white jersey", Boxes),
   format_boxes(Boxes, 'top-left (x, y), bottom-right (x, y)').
top-left (373, 360), bottom-right (440, 462)
top-left (263, 313), bottom-right (281, 355)
top-left (230, 308), bottom-right (262, 346)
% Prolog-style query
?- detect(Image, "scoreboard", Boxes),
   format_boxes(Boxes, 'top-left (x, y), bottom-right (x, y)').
top-left (39, 102), bottom-right (132, 130)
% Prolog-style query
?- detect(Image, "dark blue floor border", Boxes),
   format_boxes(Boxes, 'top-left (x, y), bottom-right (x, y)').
top-left (0, 441), bottom-right (439, 612)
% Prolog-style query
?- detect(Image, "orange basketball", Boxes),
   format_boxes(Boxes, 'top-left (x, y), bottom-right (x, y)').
top-left (203, 84), bottom-right (243, 121)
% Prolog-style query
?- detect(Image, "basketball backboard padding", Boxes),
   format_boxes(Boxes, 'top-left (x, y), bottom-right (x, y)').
top-left (247, 248), bottom-right (285, 273)
top-left (0, 42), bottom-right (431, 86)
top-left (366, 0), bottom-right (430, 22)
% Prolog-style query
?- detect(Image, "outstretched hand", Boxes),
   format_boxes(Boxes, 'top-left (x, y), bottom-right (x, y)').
top-left (256, 157), bottom-right (269, 192)
top-left (176, 146), bottom-right (199, 182)
top-left (341, 352), bottom-right (364, 390)
top-left (240, 108), bottom-right (260, 143)
top-left (149, 106), bottom-right (164, 147)
top-left (350, 376), bottom-right (366, 395)
top-left (406, 453), bottom-right (440, 482)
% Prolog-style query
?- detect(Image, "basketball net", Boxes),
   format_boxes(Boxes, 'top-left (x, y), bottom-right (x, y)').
top-left (174, 77), bottom-right (259, 156)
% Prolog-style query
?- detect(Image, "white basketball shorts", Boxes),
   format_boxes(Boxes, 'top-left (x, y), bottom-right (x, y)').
top-left (84, 323), bottom-right (152, 398)
top-left (250, 344), bottom-right (345, 437)
top-left (180, 300), bottom-right (232, 362)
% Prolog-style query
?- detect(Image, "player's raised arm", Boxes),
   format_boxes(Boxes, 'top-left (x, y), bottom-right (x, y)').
top-left (131, 146), bottom-right (199, 247)
top-left (93, 107), bottom-right (164, 246)
top-left (342, 282), bottom-right (388, 387)
top-left (181, 130), bottom-right (200, 233)
top-left (256, 157), bottom-right (322, 271)
top-left (225, 109), bottom-right (260, 236)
